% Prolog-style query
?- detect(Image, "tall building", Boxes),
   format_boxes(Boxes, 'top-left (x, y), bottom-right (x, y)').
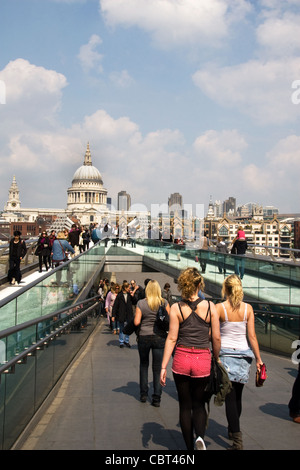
top-left (168, 192), bottom-right (182, 212)
top-left (117, 191), bottom-right (131, 211)
top-left (223, 196), bottom-right (236, 216)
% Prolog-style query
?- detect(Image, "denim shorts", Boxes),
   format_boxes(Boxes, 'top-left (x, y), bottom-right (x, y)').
top-left (219, 348), bottom-right (254, 383)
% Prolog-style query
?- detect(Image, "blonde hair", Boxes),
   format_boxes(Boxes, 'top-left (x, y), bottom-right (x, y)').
top-left (177, 267), bottom-right (205, 300)
top-left (57, 231), bottom-right (66, 239)
top-left (222, 275), bottom-right (244, 309)
top-left (145, 280), bottom-right (163, 311)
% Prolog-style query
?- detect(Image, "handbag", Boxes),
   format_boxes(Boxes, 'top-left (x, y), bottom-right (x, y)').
top-left (256, 363), bottom-right (267, 387)
top-left (123, 319), bottom-right (140, 336)
top-left (153, 302), bottom-right (169, 338)
top-left (204, 307), bottom-right (232, 405)
top-left (205, 356), bottom-right (223, 398)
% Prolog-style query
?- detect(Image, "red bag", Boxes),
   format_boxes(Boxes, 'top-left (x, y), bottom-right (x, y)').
top-left (256, 363), bottom-right (267, 387)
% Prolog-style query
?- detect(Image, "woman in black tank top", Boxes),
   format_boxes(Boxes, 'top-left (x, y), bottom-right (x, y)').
top-left (160, 268), bottom-right (221, 451)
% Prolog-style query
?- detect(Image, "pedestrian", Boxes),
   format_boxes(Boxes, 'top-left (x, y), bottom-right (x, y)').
top-left (130, 279), bottom-right (145, 303)
top-left (231, 237), bottom-right (247, 279)
top-left (112, 281), bottom-right (135, 348)
top-left (68, 224), bottom-right (81, 255)
top-left (48, 230), bottom-right (56, 268)
top-left (105, 284), bottom-right (120, 333)
top-left (160, 267), bottom-right (221, 451)
top-left (162, 282), bottom-right (173, 306)
top-left (36, 231), bottom-right (51, 272)
top-left (52, 231), bottom-right (74, 266)
top-left (8, 230), bottom-right (27, 285)
top-left (215, 274), bottom-right (264, 450)
top-left (216, 236), bottom-right (228, 275)
top-left (51, 232), bottom-right (75, 284)
top-left (82, 227), bottom-right (90, 251)
top-left (134, 280), bottom-right (170, 406)
top-left (199, 231), bottom-right (209, 273)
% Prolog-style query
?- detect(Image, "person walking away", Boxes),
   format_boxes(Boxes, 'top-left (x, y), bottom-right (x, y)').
top-left (216, 236), bottom-right (228, 275)
top-left (36, 231), bottom-right (51, 272)
top-left (134, 280), bottom-right (170, 406)
top-left (112, 281), bottom-right (135, 348)
top-left (82, 228), bottom-right (90, 251)
top-left (231, 237), bottom-right (247, 280)
top-left (51, 231), bottom-right (75, 284)
top-left (160, 267), bottom-right (221, 451)
top-left (215, 274), bottom-right (263, 450)
top-left (199, 231), bottom-right (209, 273)
top-left (8, 231), bottom-right (27, 285)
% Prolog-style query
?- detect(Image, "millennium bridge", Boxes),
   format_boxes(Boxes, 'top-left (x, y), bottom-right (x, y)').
top-left (0, 239), bottom-right (299, 451)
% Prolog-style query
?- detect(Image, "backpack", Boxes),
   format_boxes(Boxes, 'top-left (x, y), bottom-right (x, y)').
top-left (153, 302), bottom-right (169, 338)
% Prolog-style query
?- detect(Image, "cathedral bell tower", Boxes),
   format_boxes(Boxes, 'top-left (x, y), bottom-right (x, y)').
top-left (5, 175), bottom-right (21, 211)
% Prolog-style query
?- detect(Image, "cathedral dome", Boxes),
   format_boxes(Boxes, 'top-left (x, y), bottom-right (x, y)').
top-left (67, 143), bottom-right (107, 218)
top-left (71, 143), bottom-right (103, 186)
top-left (72, 164), bottom-right (103, 185)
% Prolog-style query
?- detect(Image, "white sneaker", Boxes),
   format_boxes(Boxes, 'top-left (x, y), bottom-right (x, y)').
top-left (15, 281), bottom-right (19, 286)
top-left (195, 436), bottom-right (206, 450)
top-left (11, 278), bottom-right (15, 285)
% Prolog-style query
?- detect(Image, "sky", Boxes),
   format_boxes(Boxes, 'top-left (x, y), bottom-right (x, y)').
top-left (0, 0), bottom-right (300, 215)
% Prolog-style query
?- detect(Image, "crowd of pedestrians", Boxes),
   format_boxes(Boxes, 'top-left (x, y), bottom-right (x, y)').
top-left (94, 268), bottom-right (267, 451)
top-left (7, 226), bottom-right (299, 450)
top-left (32, 223), bottom-right (93, 274)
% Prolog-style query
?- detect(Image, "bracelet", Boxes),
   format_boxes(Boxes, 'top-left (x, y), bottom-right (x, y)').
top-left (161, 368), bottom-right (166, 370)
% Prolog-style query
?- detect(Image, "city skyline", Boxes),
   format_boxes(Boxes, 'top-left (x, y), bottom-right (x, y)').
top-left (1, 0), bottom-right (300, 213)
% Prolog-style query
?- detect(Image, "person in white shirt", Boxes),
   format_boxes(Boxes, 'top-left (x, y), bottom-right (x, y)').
top-left (216, 275), bottom-right (263, 450)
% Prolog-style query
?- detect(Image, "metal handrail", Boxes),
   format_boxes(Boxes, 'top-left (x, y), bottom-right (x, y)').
top-left (0, 295), bottom-right (100, 376)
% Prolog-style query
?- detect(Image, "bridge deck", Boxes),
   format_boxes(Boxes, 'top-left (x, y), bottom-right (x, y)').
top-left (13, 316), bottom-right (300, 451)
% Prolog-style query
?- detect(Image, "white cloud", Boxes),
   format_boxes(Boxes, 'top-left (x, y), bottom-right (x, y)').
top-left (100, 0), bottom-right (251, 49)
top-left (109, 69), bottom-right (134, 88)
top-left (77, 34), bottom-right (104, 73)
top-left (256, 13), bottom-right (300, 57)
top-left (193, 129), bottom-right (247, 166)
top-left (192, 57), bottom-right (300, 124)
top-left (0, 59), bottom-right (67, 109)
top-left (241, 134), bottom-right (300, 209)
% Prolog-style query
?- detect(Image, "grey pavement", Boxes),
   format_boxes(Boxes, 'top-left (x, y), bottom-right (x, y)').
top-left (14, 309), bottom-right (300, 451)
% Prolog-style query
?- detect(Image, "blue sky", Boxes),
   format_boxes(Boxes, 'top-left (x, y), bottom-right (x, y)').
top-left (0, 0), bottom-right (300, 214)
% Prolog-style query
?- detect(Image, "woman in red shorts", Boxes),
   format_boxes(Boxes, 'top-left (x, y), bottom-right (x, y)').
top-left (160, 267), bottom-right (221, 451)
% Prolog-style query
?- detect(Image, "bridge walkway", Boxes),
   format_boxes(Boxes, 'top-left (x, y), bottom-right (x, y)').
top-left (13, 317), bottom-right (300, 451)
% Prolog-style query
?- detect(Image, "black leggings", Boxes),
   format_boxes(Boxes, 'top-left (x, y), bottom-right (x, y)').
top-left (225, 382), bottom-right (244, 433)
top-left (173, 372), bottom-right (209, 451)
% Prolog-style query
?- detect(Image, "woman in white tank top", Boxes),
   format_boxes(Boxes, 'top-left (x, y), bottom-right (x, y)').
top-left (216, 275), bottom-right (263, 450)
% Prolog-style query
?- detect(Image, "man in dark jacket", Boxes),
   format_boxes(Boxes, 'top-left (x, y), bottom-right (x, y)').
top-left (68, 224), bottom-right (81, 255)
top-left (8, 230), bottom-right (27, 285)
top-left (112, 281), bottom-right (134, 348)
top-left (231, 238), bottom-right (247, 279)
